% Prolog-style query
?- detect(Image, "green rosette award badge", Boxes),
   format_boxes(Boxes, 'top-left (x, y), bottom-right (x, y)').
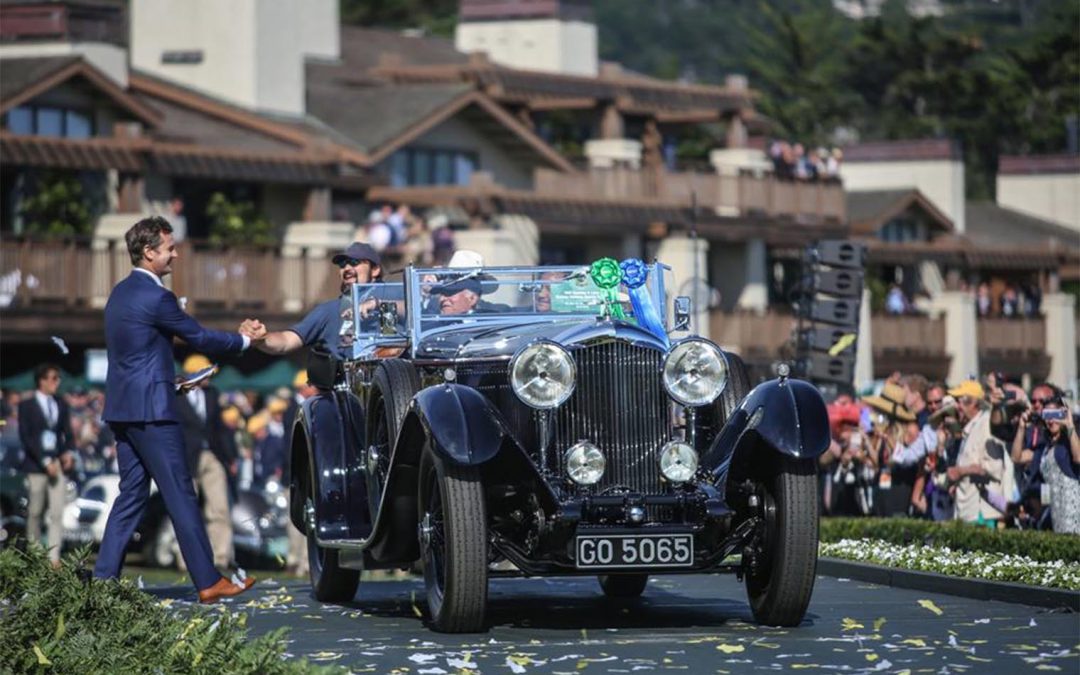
top-left (589, 257), bottom-right (626, 319)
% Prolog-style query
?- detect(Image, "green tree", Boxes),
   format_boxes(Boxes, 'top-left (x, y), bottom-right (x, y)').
top-left (205, 192), bottom-right (275, 246)
top-left (19, 171), bottom-right (94, 237)
top-left (742, 1), bottom-right (859, 144)
top-left (340, 0), bottom-right (457, 36)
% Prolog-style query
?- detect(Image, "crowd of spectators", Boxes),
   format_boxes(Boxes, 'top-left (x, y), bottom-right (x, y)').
top-left (820, 372), bottom-right (1080, 533)
top-left (879, 279), bottom-right (1044, 319)
top-left (362, 203), bottom-right (455, 270)
top-left (976, 281), bottom-right (1043, 319)
top-left (0, 375), bottom-right (308, 499)
top-left (768, 140), bottom-right (843, 182)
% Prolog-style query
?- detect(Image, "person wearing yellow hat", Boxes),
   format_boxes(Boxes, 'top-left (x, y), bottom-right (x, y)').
top-left (175, 353), bottom-right (236, 571)
top-left (945, 379), bottom-right (1014, 525)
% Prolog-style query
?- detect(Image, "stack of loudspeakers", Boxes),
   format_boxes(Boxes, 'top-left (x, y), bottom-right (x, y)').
top-left (791, 240), bottom-right (866, 391)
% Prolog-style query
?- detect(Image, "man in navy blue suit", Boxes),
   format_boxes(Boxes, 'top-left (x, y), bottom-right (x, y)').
top-left (93, 216), bottom-right (262, 603)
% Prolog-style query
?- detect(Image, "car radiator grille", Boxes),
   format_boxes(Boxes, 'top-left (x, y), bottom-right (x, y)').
top-left (458, 341), bottom-right (672, 495)
top-left (552, 341), bottom-right (670, 494)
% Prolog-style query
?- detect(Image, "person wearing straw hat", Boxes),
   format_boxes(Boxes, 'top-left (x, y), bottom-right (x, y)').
top-left (945, 380), bottom-right (1015, 525)
top-left (861, 381), bottom-right (918, 517)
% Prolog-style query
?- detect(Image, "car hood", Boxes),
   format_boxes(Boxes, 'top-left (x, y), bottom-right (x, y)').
top-left (414, 318), bottom-right (670, 360)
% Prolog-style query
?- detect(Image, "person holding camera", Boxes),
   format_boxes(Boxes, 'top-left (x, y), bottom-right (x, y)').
top-left (947, 380), bottom-right (1016, 526)
top-left (861, 382), bottom-right (918, 517)
top-left (1034, 396), bottom-right (1080, 534)
top-left (914, 394), bottom-right (964, 520)
top-left (1010, 383), bottom-right (1058, 528)
top-left (821, 397), bottom-right (872, 516)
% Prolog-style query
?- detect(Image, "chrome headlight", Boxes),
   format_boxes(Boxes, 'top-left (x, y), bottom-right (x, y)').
top-left (658, 441), bottom-right (698, 483)
top-left (564, 441), bottom-right (605, 485)
top-left (510, 341), bottom-right (576, 409)
top-left (662, 339), bottom-right (728, 406)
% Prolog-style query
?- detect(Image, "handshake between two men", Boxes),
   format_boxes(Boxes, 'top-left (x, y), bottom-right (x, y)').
top-left (239, 318), bottom-right (268, 342)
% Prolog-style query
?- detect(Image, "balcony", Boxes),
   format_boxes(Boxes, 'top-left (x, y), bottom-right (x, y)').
top-left (977, 317), bottom-right (1050, 381)
top-left (708, 310), bottom-right (954, 380)
top-left (1, 237), bottom-right (338, 341)
top-left (872, 314), bottom-right (949, 380)
top-left (534, 167), bottom-right (846, 223)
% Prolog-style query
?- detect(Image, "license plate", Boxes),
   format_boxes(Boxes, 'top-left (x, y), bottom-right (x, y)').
top-left (575, 533), bottom-right (694, 569)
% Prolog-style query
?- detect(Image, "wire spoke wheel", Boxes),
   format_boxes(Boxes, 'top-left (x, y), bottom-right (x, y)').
top-left (420, 445), bottom-right (487, 633)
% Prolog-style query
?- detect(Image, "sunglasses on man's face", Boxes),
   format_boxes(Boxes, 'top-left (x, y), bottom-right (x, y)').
top-left (1031, 397), bottom-right (1055, 406)
top-left (336, 258), bottom-right (369, 269)
top-left (927, 398), bottom-right (943, 406)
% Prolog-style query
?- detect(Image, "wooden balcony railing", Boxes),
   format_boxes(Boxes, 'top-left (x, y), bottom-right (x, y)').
top-left (709, 311), bottom-right (796, 357)
top-left (534, 167), bottom-right (846, 222)
top-left (0, 237), bottom-right (338, 315)
top-left (872, 314), bottom-right (946, 353)
top-left (976, 318), bottom-right (1046, 353)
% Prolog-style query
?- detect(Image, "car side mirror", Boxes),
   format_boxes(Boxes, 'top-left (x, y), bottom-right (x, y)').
top-left (379, 302), bottom-right (398, 335)
top-left (673, 296), bottom-right (692, 331)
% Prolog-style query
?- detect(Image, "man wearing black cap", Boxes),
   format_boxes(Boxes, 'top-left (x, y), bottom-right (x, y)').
top-left (432, 276), bottom-right (483, 315)
top-left (254, 242), bottom-right (382, 357)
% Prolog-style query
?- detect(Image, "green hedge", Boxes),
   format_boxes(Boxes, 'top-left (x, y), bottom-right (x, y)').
top-left (0, 545), bottom-right (339, 674)
top-left (820, 517), bottom-right (1080, 564)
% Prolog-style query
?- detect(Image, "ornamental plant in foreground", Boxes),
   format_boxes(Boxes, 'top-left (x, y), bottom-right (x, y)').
top-left (0, 544), bottom-right (339, 674)
top-left (820, 538), bottom-right (1080, 590)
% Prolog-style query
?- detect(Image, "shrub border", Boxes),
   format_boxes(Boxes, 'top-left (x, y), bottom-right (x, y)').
top-left (820, 517), bottom-right (1080, 563)
top-left (817, 557), bottom-right (1080, 611)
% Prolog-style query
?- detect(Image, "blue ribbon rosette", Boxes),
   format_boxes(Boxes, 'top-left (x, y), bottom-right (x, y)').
top-left (620, 258), bottom-right (669, 347)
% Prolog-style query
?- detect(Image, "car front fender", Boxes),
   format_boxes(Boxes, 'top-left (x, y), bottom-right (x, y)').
top-left (290, 389), bottom-right (369, 541)
top-left (702, 377), bottom-right (830, 499)
top-left (408, 384), bottom-right (508, 466)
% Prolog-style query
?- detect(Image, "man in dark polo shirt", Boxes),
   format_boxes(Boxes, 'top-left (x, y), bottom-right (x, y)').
top-left (255, 242), bottom-right (382, 359)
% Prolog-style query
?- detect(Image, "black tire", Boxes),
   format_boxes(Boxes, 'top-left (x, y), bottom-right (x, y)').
top-left (745, 457), bottom-right (819, 627)
top-left (419, 445), bottom-right (487, 633)
top-left (305, 468), bottom-right (360, 603)
top-left (368, 361), bottom-right (420, 515)
top-left (718, 351), bottom-right (751, 426)
top-left (598, 574), bottom-right (648, 598)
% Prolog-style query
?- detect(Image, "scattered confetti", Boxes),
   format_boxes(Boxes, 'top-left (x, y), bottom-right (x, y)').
top-left (715, 644), bottom-right (745, 654)
top-left (917, 599), bottom-right (944, 616)
top-left (32, 644), bottom-right (51, 666)
top-left (50, 336), bottom-right (69, 355)
top-left (842, 618), bottom-right (865, 631)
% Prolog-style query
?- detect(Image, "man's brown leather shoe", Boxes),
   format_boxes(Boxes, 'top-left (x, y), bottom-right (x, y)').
top-left (198, 576), bottom-right (256, 604)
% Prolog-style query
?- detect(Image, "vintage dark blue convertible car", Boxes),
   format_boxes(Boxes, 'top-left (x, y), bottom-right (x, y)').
top-left (289, 260), bottom-right (829, 632)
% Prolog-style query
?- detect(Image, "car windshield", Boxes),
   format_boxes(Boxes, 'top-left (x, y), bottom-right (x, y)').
top-left (347, 282), bottom-right (408, 342)
top-left (406, 263), bottom-right (670, 331)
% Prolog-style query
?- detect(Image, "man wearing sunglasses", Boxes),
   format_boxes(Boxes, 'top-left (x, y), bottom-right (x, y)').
top-left (254, 242), bottom-right (382, 358)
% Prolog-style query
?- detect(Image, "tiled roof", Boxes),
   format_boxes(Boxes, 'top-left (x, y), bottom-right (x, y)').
top-left (842, 139), bottom-right (960, 162)
top-left (0, 133), bottom-right (143, 171)
top-left (845, 189), bottom-right (954, 234)
top-left (998, 154), bottom-right (1080, 175)
top-left (965, 202), bottom-right (1079, 249)
top-left (0, 55), bottom-right (80, 102)
top-left (305, 81), bottom-right (471, 154)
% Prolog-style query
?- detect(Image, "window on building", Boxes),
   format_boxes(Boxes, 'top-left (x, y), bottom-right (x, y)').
top-left (6, 106), bottom-right (33, 135)
top-left (3, 104), bottom-right (96, 138)
top-left (880, 217), bottom-right (926, 243)
top-left (388, 148), bottom-right (480, 187)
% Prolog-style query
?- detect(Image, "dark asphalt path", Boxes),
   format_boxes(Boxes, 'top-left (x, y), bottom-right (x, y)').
top-left (149, 573), bottom-right (1079, 673)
